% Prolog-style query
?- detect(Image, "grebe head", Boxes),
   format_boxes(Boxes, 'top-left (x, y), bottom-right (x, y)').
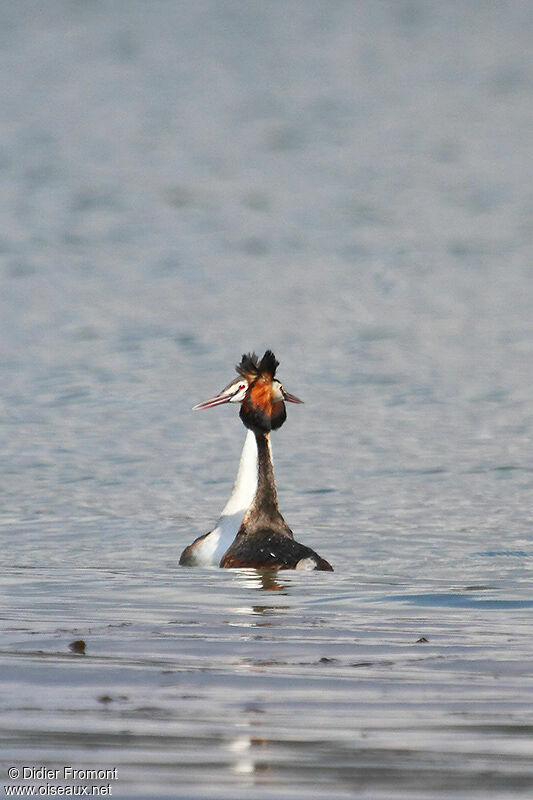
top-left (271, 378), bottom-right (303, 406)
top-left (192, 377), bottom-right (248, 410)
top-left (192, 350), bottom-right (303, 433)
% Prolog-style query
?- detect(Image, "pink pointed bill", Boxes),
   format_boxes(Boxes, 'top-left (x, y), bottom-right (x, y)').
top-left (282, 390), bottom-right (304, 404)
top-left (192, 390), bottom-right (239, 410)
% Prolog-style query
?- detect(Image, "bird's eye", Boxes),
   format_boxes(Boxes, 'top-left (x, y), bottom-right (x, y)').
top-left (239, 384), bottom-right (245, 390)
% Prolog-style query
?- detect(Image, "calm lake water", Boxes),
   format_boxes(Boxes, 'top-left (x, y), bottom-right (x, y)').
top-left (1, 2), bottom-right (533, 798)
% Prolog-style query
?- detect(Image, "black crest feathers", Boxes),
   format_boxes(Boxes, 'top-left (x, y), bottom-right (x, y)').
top-left (236, 352), bottom-right (259, 379)
top-left (236, 350), bottom-right (279, 380)
top-left (258, 350), bottom-right (279, 378)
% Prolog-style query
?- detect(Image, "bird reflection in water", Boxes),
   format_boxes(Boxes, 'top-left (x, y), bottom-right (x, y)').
top-left (225, 569), bottom-right (290, 631)
top-left (227, 705), bottom-right (271, 779)
top-left (224, 573), bottom-right (286, 779)
top-left (233, 567), bottom-right (287, 592)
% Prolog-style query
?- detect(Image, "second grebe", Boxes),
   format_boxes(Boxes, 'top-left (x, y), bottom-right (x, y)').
top-left (179, 378), bottom-right (253, 566)
top-left (220, 351), bottom-right (333, 571)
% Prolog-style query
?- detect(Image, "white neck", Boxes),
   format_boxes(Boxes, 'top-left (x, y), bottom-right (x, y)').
top-left (180, 428), bottom-right (274, 567)
top-left (220, 428), bottom-right (273, 516)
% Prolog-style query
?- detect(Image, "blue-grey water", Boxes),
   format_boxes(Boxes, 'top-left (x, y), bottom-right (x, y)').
top-left (2, 2), bottom-right (533, 798)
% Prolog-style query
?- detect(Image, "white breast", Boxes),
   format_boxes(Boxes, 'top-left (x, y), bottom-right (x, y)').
top-left (181, 429), bottom-right (262, 567)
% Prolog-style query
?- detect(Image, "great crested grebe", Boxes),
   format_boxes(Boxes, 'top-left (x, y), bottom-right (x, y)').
top-left (179, 355), bottom-right (302, 567)
top-left (179, 378), bottom-right (253, 567)
top-left (220, 350), bottom-right (333, 571)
